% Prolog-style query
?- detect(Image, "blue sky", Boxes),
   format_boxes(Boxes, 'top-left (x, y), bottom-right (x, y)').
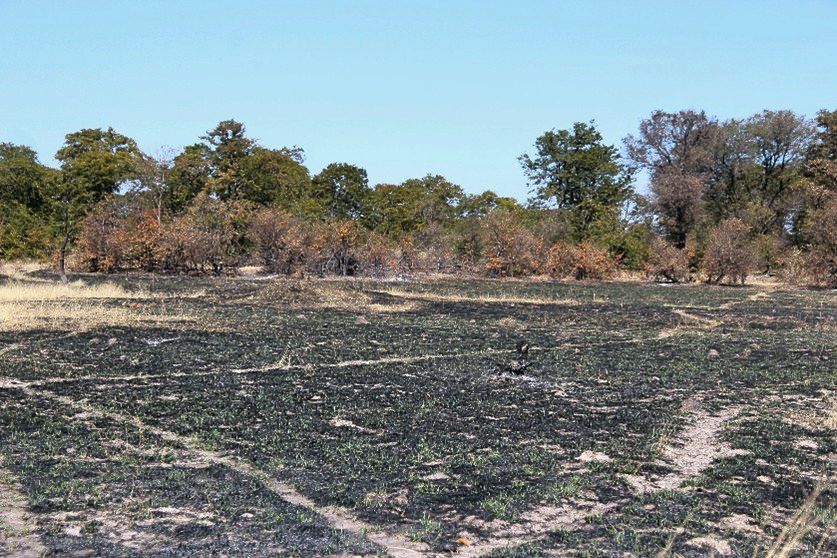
top-left (1, 0), bottom-right (835, 199)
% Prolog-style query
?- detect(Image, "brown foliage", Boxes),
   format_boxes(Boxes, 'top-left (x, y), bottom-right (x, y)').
top-left (358, 232), bottom-right (399, 276)
top-left (481, 211), bottom-right (543, 277)
top-left (309, 220), bottom-right (361, 276)
top-left (804, 196), bottom-right (837, 286)
top-left (250, 209), bottom-right (306, 275)
top-left (702, 218), bottom-right (755, 284)
top-left (157, 194), bottom-right (252, 275)
top-left (75, 200), bottom-right (122, 272)
top-left (546, 241), bottom-right (619, 280)
top-left (644, 237), bottom-right (692, 283)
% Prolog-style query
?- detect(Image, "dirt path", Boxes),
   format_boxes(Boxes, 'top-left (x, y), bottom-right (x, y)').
top-left (0, 460), bottom-right (47, 558)
top-left (622, 397), bottom-right (747, 493)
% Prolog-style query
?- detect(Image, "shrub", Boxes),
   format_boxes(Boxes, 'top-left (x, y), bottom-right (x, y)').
top-left (310, 219), bottom-right (361, 276)
top-left (804, 197), bottom-right (837, 287)
top-left (114, 210), bottom-right (162, 272)
top-left (75, 199), bottom-right (121, 272)
top-left (250, 209), bottom-right (306, 275)
top-left (644, 237), bottom-right (692, 283)
top-left (546, 241), bottom-right (619, 280)
top-left (157, 194), bottom-right (252, 275)
top-left (702, 218), bottom-right (755, 284)
top-left (482, 210), bottom-right (543, 277)
top-left (571, 242), bottom-right (620, 280)
top-left (777, 247), bottom-right (812, 286)
top-left (400, 223), bottom-right (457, 273)
top-left (544, 242), bottom-right (576, 278)
top-left (358, 232), bottom-right (399, 276)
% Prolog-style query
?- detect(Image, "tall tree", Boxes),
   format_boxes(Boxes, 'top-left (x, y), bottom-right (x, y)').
top-left (167, 144), bottom-right (212, 215)
top-left (202, 119), bottom-right (256, 200)
top-left (625, 110), bottom-right (719, 247)
top-left (312, 163), bottom-right (370, 220)
top-left (53, 127), bottom-right (142, 280)
top-left (744, 110), bottom-right (815, 233)
top-left (521, 122), bottom-right (633, 236)
top-left (367, 175), bottom-right (463, 236)
top-left (135, 147), bottom-right (176, 224)
top-left (239, 146), bottom-right (313, 211)
top-left (0, 143), bottom-right (57, 259)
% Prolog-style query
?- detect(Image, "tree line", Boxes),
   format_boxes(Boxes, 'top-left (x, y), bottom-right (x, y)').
top-left (0, 109), bottom-right (834, 285)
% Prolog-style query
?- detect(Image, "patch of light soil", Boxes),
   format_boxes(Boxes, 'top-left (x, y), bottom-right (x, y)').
top-left (0, 463), bottom-right (47, 558)
top-left (622, 397), bottom-right (748, 493)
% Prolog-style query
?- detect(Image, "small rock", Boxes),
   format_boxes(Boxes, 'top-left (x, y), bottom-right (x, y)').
top-left (422, 472), bottom-right (450, 481)
top-left (721, 514), bottom-right (763, 534)
top-left (354, 315), bottom-right (370, 325)
top-left (577, 450), bottom-right (612, 463)
top-left (795, 438), bottom-right (818, 451)
top-left (708, 349), bottom-right (720, 358)
top-left (686, 536), bottom-right (732, 556)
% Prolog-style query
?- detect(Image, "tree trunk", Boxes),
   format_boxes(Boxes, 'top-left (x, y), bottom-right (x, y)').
top-left (58, 235), bottom-right (69, 283)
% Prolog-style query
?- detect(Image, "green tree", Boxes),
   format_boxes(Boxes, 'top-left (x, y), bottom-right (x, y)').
top-left (239, 147), bottom-right (313, 211)
top-left (53, 127), bottom-right (142, 280)
top-left (167, 144), bottom-right (212, 215)
top-left (521, 122), bottom-right (633, 237)
top-left (201, 119), bottom-right (256, 200)
top-left (624, 110), bottom-right (719, 247)
top-left (312, 163), bottom-right (370, 219)
top-left (0, 143), bottom-right (57, 259)
top-left (744, 110), bottom-right (815, 233)
top-left (367, 174), bottom-right (463, 236)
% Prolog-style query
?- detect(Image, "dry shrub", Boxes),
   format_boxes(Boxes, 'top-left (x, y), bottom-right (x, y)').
top-left (400, 224), bottom-right (457, 273)
top-left (157, 194), bottom-right (252, 275)
top-left (777, 248), bottom-right (813, 286)
top-left (571, 242), bottom-right (620, 280)
top-left (358, 232), bottom-right (399, 276)
top-left (250, 208), bottom-right (306, 275)
top-left (804, 197), bottom-right (837, 287)
top-left (75, 200), bottom-right (122, 272)
top-left (309, 220), bottom-right (361, 276)
top-left (703, 218), bottom-right (755, 284)
top-left (644, 237), bottom-right (692, 283)
top-left (544, 242), bottom-right (576, 278)
top-left (482, 210), bottom-right (543, 277)
top-left (113, 210), bottom-right (162, 272)
top-left (546, 241), bottom-right (619, 280)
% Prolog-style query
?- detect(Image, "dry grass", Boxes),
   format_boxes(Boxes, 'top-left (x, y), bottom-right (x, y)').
top-left (0, 280), bottom-right (139, 302)
top-left (0, 279), bottom-right (196, 331)
top-left (377, 287), bottom-right (584, 306)
top-left (253, 281), bottom-right (418, 313)
top-left (761, 482), bottom-right (832, 558)
top-left (0, 261), bottom-right (51, 282)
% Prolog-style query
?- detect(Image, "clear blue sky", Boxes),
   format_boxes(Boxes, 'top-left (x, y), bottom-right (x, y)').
top-left (1, 1), bottom-right (835, 199)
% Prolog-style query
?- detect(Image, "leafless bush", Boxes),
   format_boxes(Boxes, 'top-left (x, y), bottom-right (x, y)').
top-left (250, 208), bottom-right (306, 275)
top-left (804, 197), bottom-right (837, 286)
top-left (644, 237), bottom-right (692, 283)
top-left (702, 218), bottom-right (755, 284)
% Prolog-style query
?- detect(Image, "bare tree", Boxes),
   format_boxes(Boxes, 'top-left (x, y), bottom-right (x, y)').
top-left (136, 146), bottom-right (176, 224)
top-left (625, 110), bottom-right (720, 247)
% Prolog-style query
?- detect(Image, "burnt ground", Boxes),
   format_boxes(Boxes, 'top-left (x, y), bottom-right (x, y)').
top-left (0, 275), bottom-right (834, 557)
